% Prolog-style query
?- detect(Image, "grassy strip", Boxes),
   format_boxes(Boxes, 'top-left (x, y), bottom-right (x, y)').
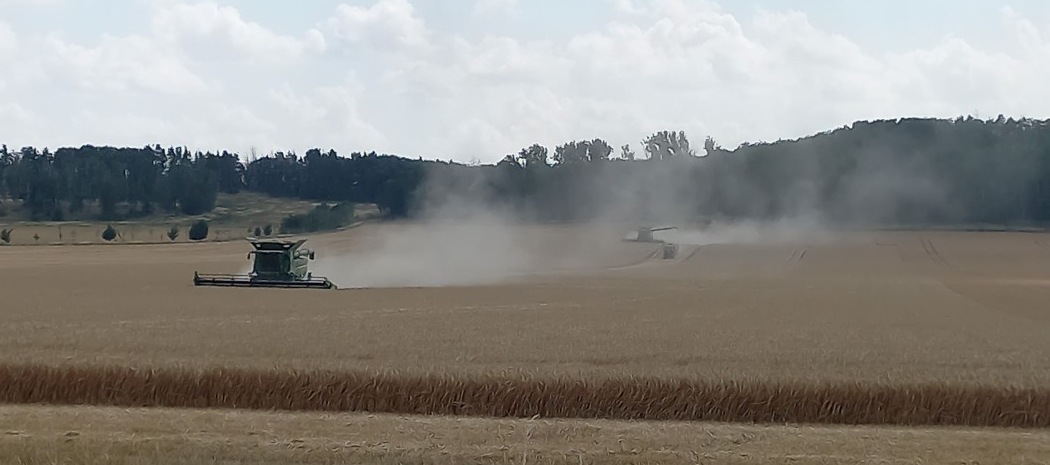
top-left (1, 363), bottom-right (1047, 427)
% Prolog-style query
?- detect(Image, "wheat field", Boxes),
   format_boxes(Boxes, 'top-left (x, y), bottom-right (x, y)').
top-left (4, 222), bottom-right (1050, 384)
top-left (2, 220), bottom-right (1050, 462)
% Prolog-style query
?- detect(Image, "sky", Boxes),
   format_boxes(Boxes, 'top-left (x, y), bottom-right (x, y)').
top-left (1, 0), bottom-right (1049, 164)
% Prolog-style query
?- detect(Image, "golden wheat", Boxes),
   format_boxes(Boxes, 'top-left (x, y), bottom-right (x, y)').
top-left (1, 363), bottom-right (1046, 427)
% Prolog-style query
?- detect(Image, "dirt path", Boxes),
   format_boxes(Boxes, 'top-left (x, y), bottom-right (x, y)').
top-left (3, 405), bottom-right (1049, 465)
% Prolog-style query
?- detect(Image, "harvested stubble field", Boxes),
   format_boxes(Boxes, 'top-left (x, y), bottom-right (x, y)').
top-left (4, 404), bottom-right (1049, 465)
top-left (3, 221), bottom-right (1050, 461)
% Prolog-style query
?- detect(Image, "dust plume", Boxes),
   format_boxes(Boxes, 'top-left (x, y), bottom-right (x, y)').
top-left (308, 178), bottom-right (623, 289)
top-left (656, 215), bottom-right (835, 247)
top-left (309, 213), bottom-right (546, 289)
top-left (310, 124), bottom-right (981, 288)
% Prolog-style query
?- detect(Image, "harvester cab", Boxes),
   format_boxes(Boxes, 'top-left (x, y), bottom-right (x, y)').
top-left (248, 238), bottom-right (313, 279)
top-left (193, 237), bottom-right (336, 289)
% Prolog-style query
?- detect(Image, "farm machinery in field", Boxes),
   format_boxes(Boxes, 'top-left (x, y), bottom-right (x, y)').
top-left (628, 226), bottom-right (677, 243)
top-left (624, 226), bottom-right (680, 259)
top-left (193, 237), bottom-right (336, 289)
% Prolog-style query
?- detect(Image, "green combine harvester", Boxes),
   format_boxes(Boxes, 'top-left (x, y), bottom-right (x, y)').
top-left (624, 225), bottom-right (680, 259)
top-left (627, 226), bottom-right (678, 243)
top-left (193, 237), bottom-right (336, 289)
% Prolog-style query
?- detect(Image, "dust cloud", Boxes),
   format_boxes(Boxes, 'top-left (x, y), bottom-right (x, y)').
top-left (309, 214), bottom-right (548, 289)
top-left (308, 141), bottom-right (955, 289)
top-left (656, 215), bottom-right (834, 247)
top-left (308, 185), bottom-right (621, 289)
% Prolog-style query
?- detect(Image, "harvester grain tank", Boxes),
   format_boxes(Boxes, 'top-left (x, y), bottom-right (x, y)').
top-left (193, 237), bottom-right (336, 289)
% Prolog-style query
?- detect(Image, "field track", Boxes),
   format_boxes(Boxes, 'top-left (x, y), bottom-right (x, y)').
top-left (3, 222), bottom-right (1050, 427)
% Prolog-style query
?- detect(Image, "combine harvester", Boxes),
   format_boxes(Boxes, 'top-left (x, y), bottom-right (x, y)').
top-left (629, 226), bottom-right (677, 243)
top-left (624, 225), bottom-right (680, 259)
top-left (193, 237), bottom-right (336, 289)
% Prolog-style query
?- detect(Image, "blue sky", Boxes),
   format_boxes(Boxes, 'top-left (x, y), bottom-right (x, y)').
top-left (1, 0), bottom-right (1049, 162)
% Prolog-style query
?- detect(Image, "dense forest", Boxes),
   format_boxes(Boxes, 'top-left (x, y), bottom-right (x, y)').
top-left (2, 115), bottom-right (1050, 227)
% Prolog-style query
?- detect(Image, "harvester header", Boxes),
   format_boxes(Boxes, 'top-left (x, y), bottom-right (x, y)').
top-left (193, 237), bottom-right (336, 289)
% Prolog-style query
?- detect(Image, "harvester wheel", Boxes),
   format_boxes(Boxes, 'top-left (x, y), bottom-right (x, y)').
top-left (662, 243), bottom-right (679, 259)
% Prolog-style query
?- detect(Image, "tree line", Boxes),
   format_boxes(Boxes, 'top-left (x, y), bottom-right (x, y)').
top-left (3, 115), bottom-right (1050, 227)
top-left (0, 145), bottom-right (425, 221)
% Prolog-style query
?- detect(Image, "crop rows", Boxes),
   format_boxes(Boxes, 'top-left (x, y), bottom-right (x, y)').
top-left (1, 363), bottom-right (1048, 427)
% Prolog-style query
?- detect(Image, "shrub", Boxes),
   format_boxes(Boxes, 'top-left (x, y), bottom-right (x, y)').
top-left (263, 224), bottom-right (273, 236)
top-left (167, 225), bottom-right (179, 241)
top-left (0, 228), bottom-right (10, 244)
top-left (101, 225), bottom-right (117, 242)
top-left (280, 203), bottom-right (354, 234)
top-left (188, 220), bottom-right (209, 241)
top-left (253, 226), bottom-right (261, 237)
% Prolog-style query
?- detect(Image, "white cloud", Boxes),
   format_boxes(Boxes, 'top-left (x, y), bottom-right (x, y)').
top-left (0, 0), bottom-right (61, 5)
top-left (37, 1), bottom-right (326, 97)
top-left (369, 0), bottom-right (1050, 160)
top-left (0, 21), bottom-right (44, 134)
top-left (610, 0), bottom-right (646, 16)
top-left (266, 77), bottom-right (388, 151)
top-left (5, 0), bottom-right (1050, 162)
top-left (0, 102), bottom-right (35, 129)
top-left (0, 20), bottom-right (16, 94)
top-left (471, 0), bottom-right (517, 18)
top-left (323, 0), bottom-right (431, 54)
top-left (43, 33), bottom-right (209, 94)
top-left (0, 20), bottom-right (16, 61)
top-left (151, 1), bottom-right (326, 63)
